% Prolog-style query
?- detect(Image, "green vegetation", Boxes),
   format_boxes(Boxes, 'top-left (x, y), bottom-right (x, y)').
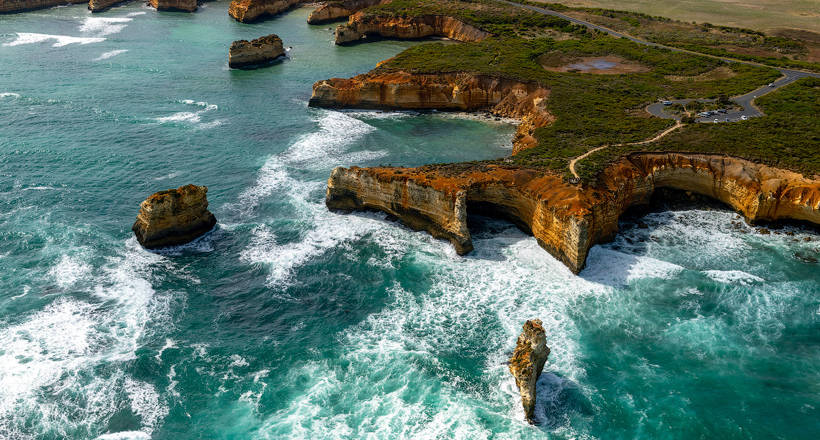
top-left (377, 26), bottom-right (780, 178)
top-left (575, 77), bottom-right (820, 180)
top-left (334, 0), bottom-right (816, 182)
top-left (363, 0), bottom-right (589, 38)
top-left (515, 1), bottom-right (820, 71)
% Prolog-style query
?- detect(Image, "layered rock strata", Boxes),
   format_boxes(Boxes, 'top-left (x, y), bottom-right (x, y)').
top-left (325, 154), bottom-right (820, 273)
top-left (334, 13), bottom-right (491, 45)
top-left (0, 0), bottom-right (84, 13)
top-left (307, 0), bottom-right (387, 25)
top-left (310, 72), bottom-right (553, 153)
top-left (229, 0), bottom-right (303, 22)
top-left (88, 0), bottom-right (128, 11)
top-left (132, 184), bottom-right (217, 249)
top-left (509, 319), bottom-right (549, 424)
top-left (229, 34), bottom-right (285, 69)
top-left (149, 0), bottom-right (197, 12)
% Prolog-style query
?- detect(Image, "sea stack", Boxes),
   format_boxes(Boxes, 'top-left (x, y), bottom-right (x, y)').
top-left (509, 319), bottom-right (550, 424)
top-left (132, 184), bottom-right (217, 249)
top-left (229, 34), bottom-right (286, 69)
top-left (149, 0), bottom-right (197, 12)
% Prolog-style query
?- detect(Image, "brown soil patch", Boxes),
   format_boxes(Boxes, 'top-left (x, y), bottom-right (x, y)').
top-left (665, 66), bottom-right (737, 82)
top-left (539, 55), bottom-right (649, 74)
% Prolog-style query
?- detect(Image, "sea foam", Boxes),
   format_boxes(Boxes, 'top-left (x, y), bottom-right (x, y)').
top-left (94, 49), bottom-right (128, 61)
top-left (3, 33), bottom-right (105, 47)
top-left (79, 17), bottom-right (133, 37)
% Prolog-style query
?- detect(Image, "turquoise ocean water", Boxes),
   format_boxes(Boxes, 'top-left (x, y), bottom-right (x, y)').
top-left (0, 3), bottom-right (818, 439)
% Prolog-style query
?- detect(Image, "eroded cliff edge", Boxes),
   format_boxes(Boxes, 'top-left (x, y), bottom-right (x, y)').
top-left (310, 72), bottom-right (553, 153)
top-left (307, 0), bottom-right (387, 25)
top-left (325, 154), bottom-right (820, 273)
top-left (229, 0), bottom-right (304, 22)
top-left (334, 12), bottom-right (491, 45)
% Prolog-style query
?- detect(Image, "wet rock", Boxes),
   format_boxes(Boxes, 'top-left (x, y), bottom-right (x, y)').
top-left (149, 0), bottom-right (197, 12)
top-left (229, 34), bottom-right (285, 69)
top-left (132, 184), bottom-right (217, 249)
top-left (509, 319), bottom-right (550, 424)
top-left (758, 228), bottom-right (771, 235)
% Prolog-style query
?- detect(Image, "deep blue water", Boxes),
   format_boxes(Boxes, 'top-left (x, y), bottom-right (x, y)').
top-left (0, 3), bottom-right (818, 439)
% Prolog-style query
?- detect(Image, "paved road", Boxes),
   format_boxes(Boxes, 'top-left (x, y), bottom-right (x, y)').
top-left (647, 69), bottom-right (815, 122)
top-left (499, 0), bottom-right (820, 123)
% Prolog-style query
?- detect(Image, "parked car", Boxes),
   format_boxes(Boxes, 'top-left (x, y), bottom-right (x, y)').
top-left (662, 100), bottom-right (672, 105)
top-left (768, 83), bottom-right (775, 87)
top-left (740, 115), bottom-right (748, 120)
top-left (717, 109), bottom-right (727, 114)
top-left (714, 118), bottom-right (719, 123)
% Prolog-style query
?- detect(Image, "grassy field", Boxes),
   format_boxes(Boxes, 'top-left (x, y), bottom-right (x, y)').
top-left (575, 77), bottom-right (820, 180)
top-left (536, 0), bottom-right (820, 34)
top-left (331, 0), bottom-right (817, 182)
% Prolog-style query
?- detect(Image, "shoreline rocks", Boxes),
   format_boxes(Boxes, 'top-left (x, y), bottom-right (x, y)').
top-left (88, 0), bottom-right (127, 12)
top-left (307, 0), bottom-right (385, 25)
top-left (309, 71), bottom-right (553, 155)
top-left (149, 0), bottom-right (197, 12)
top-left (334, 13), bottom-right (491, 45)
top-left (229, 34), bottom-right (286, 69)
top-left (509, 319), bottom-right (549, 424)
top-left (132, 184), bottom-right (217, 249)
top-left (325, 153), bottom-right (820, 274)
top-left (0, 0), bottom-right (84, 13)
top-left (229, 0), bottom-right (304, 23)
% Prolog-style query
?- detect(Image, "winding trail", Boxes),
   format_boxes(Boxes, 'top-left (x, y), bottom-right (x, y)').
top-left (569, 122), bottom-right (683, 179)
top-left (496, 0), bottom-right (819, 179)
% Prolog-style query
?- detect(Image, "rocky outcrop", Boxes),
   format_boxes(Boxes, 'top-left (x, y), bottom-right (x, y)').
top-left (310, 71), bottom-right (553, 153)
top-left (88, 0), bottom-right (128, 11)
top-left (307, 0), bottom-right (386, 25)
top-left (334, 13), bottom-right (491, 45)
top-left (326, 154), bottom-right (820, 273)
top-left (0, 0), bottom-right (84, 13)
top-left (132, 184), bottom-right (217, 249)
top-left (149, 0), bottom-right (197, 12)
top-left (229, 0), bottom-right (304, 22)
top-left (509, 319), bottom-right (549, 424)
top-left (229, 34), bottom-right (285, 69)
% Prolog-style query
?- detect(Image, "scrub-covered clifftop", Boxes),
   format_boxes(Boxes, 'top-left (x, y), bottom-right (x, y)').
top-left (311, 0), bottom-right (819, 272)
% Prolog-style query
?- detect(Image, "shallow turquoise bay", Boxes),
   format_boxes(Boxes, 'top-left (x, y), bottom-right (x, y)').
top-left (0, 3), bottom-right (818, 439)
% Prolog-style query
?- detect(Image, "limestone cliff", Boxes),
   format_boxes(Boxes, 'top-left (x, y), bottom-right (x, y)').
top-left (334, 13), bottom-right (491, 45)
top-left (310, 71), bottom-right (553, 153)
top-left (229, 34), bottom-right (285, 69)
top-left (509, 319), bottom-right (549, 424)
top-left (326, 154), bottom-right (820, 273)
top-left (229, 0), bottom-right (303, 22)
top-left (88, 0), bottom-right (129, 11)
top-left (307, 0), bottom-right (386, 25)
top-left (132, 184), bottom-right (217, 249)
top-left (0, 0), bottom-right (84, 13)
top-left (149, 0), bottom-right (197, 12)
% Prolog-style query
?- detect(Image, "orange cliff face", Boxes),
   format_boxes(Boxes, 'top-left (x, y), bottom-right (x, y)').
top-left (149, 0), bottom-right (197, 12)
top-left (325, 155), bottom-right (820, 274)
top-left (309, 71), bottom-right (553, 153)
top-left (307, 0), bottom-right (388, 25)
top-left (334, 13), bottom-right (491, 45)
top-left (229, 0), bottom-right (304, 23)
top-left (0, 0), bottom-right (85, 13)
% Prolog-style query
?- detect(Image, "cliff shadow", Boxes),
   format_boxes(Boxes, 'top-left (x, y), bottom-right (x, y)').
top-left (465, 201), bottom-right (532, 261)
top-left (579, 187), bottom-right (820, 286)
top-left (532, 372), bottom-right (595, 429)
